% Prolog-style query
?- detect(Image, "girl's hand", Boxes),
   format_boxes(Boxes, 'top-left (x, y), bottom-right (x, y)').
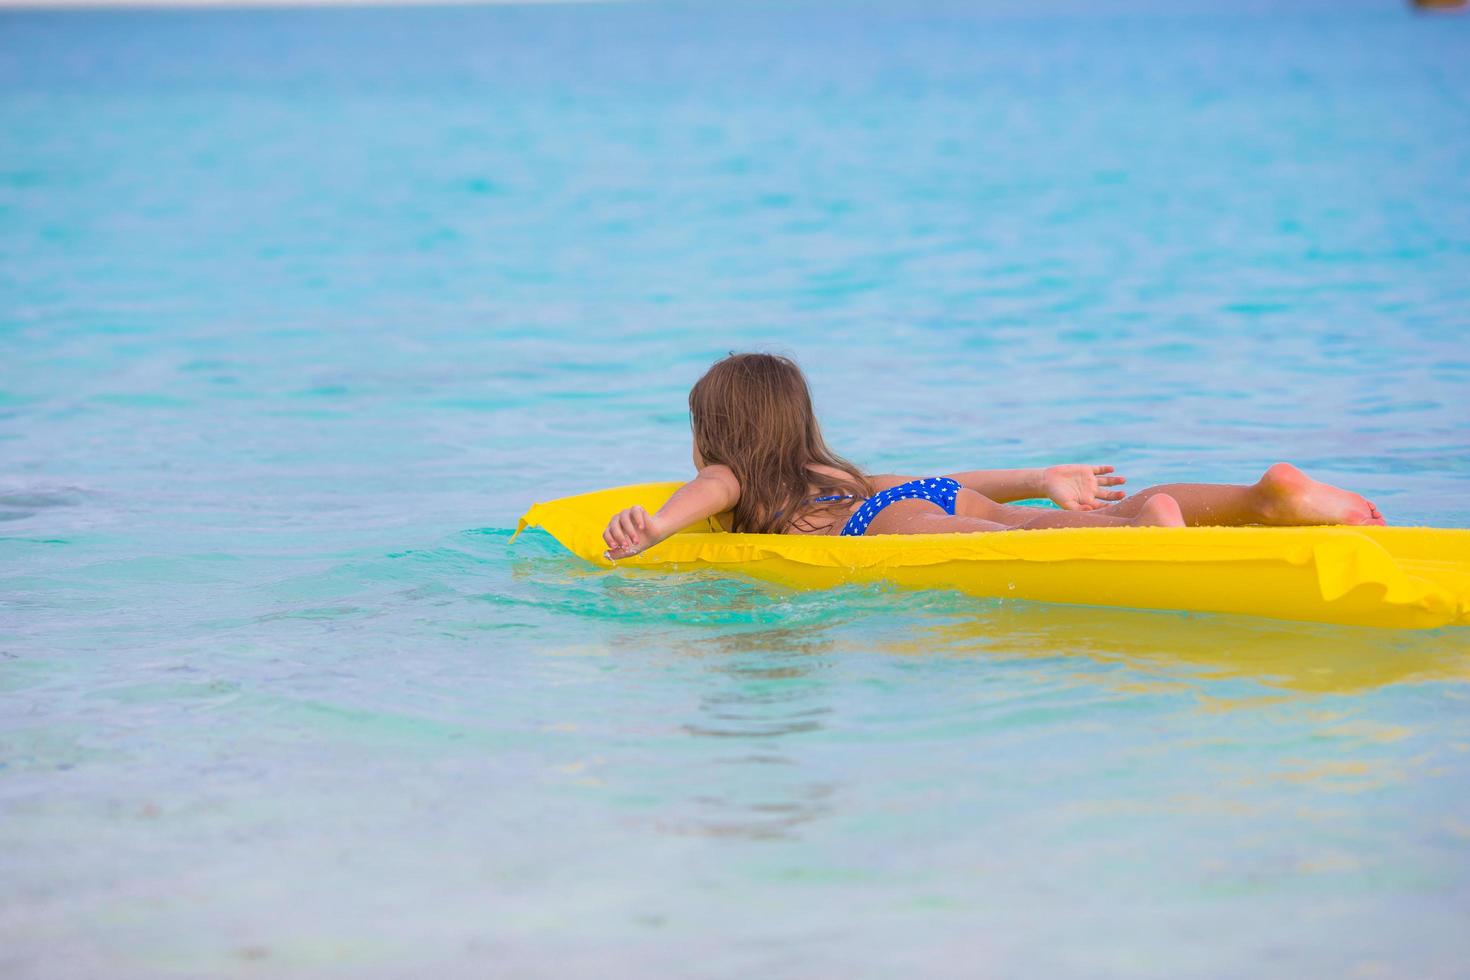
top-left (1043, 464), bottom-right (1127, 511)
top-left (603, 506), bottom-right (664, 560)
top-left (600, 468), bottom-right (738, 561)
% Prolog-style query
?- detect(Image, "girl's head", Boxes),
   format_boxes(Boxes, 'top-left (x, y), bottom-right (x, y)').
top-left (688, 353), bottom-right (870, 533)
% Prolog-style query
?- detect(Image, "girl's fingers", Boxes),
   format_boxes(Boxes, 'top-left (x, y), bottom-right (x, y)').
top-left (604, 509), bottom-right (653, 557)
top-left (1101, 490), bottom-right (1126, 501)
top-left (1099, 475), bottom-right (1126, 486)
top-left (1094, 465), bottom-right (1114, 475)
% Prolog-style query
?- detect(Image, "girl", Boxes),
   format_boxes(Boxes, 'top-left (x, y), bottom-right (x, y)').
top-left (603, 353), bottom-right (1385, 560)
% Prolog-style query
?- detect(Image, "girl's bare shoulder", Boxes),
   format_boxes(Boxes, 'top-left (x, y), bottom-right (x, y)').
top-left (696, 463), bottom-right (740, 487)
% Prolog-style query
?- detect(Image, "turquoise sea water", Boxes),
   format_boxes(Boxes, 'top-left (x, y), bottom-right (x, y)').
top-left (3, 1), bottom-right (1470, 975)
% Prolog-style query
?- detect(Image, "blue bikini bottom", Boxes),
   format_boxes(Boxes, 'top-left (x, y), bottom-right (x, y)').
top-left (813, 477), bottom-right (963, 537)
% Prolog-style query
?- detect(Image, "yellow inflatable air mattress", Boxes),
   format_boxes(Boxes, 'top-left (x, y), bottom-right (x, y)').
top-left (516, 482), bottom-right (1470, 630)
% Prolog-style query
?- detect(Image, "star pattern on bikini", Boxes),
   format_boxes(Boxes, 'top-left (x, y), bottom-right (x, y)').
top-left (839, 477), bottom-right (961, 536)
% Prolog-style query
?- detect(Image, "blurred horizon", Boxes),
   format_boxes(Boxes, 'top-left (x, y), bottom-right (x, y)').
top-left (2, 0), bottom-right (613, 8)
top-left (0, 0), bottom-right (1444, 11)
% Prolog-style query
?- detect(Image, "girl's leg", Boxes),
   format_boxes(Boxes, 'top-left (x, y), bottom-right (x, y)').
top-left (954, 489), bottom-right (1185, 530)
top-left (1097, 463), bottom-right (1384, 527)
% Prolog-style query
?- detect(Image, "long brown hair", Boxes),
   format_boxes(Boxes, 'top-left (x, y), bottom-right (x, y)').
top-left (689, 353), bottom-right (873, 533)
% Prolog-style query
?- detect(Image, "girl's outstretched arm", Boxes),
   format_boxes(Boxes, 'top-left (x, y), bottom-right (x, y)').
top-left (944, 465), bottom-right (1127, 511)
top-left (603, 465), bottom-right (741, 560)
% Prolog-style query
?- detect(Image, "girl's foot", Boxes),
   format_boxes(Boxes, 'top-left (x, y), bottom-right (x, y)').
top-left (1254, 463), bottom-right (1386, 526)
top-left (1133, 494), bottom-right (1185, 527)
